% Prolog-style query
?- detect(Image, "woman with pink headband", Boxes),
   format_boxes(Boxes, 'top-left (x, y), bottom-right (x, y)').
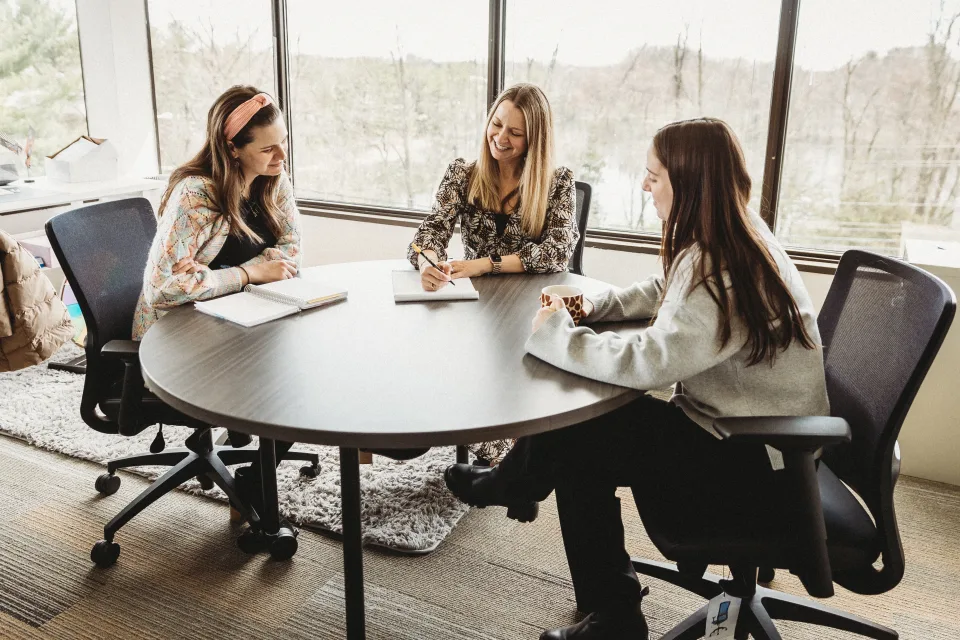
top-left (134, 84), bottom-right (300, 340)
top-left (132, 85), bottom-right (303, 513)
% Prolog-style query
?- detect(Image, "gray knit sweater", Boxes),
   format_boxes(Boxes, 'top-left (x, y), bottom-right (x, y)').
top-left (525, 212), bottom-right (830, 437)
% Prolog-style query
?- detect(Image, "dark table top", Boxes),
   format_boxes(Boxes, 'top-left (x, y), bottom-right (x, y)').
top-left (139, 260), bottom-right (643, 448)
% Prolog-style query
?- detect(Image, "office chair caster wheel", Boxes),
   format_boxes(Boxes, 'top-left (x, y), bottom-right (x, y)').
top-left (299, 464), bottom-right (320, 478)
top-left (236, 529), bottom-right (268, 554)
top-left (95, 473), bottom-right (121, 496)
top-left (269, 525), bottom-right (298, 561)
top-left (91, 539), bottom-right (120, 568)
top-left (197, 474), bottom-right (214, 491)
top-left (758, 567), bottom-right (776, 584)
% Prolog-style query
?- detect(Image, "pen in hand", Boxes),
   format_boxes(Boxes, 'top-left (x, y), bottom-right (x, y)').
top-left (411, 242), bottom-right (456, 286)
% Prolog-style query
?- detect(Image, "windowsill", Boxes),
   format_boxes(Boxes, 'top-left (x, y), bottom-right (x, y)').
top-left (297, 199), bottom-right (840, 276)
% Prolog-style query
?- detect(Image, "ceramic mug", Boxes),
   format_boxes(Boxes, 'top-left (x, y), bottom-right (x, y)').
top-left (540, 284), bottom-right (585, 325)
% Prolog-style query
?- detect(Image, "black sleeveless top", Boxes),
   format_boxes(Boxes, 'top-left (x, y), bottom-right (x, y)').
top-left (210, 198), bottom-right (277, 269)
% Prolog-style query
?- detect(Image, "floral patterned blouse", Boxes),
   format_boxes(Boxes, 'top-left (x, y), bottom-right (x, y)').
top-left (407, 158), bottom-right (578, 273)
top-left (408, 158), bottom-right (578, 463)
top-left (132, 174), bottom-right (301, 340)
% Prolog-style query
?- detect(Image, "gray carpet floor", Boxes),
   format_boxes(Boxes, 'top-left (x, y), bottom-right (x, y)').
top-left (1, 434), bottom-right (959, 639)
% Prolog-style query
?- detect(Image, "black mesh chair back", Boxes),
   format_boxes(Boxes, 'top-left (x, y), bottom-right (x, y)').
top-left (568, 181), bottom-right (592, 276)
top-left (45, 198), bottom-right (157, 434)
top-left (818, 250), bottom-right (955, 592)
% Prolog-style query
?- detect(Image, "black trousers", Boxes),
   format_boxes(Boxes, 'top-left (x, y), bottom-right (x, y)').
top-left (497, 394), bottom-right (786, 613)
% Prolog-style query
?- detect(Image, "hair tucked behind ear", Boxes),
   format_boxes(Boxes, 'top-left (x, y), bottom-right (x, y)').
top-left (653, 118), bottom-right (815, 365)
top-left (157, 85), bottom-right (284, 241)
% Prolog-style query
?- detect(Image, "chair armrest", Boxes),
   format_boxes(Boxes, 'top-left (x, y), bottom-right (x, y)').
top-left (716, 415), bottom-right (850, 599)
top-left (102, 340), bottom-right (140, 361)
top-left (713, 416), bottom-right (851, 451)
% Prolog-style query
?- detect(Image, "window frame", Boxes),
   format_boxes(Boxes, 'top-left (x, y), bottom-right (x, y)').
top-left (160, 0), bottom-right (840, 267)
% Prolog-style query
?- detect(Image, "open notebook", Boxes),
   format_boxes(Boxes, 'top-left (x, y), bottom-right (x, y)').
top-left (194, 278), bottom-right (348, 327)
top-left (392, 270), bottom-right (479, 302)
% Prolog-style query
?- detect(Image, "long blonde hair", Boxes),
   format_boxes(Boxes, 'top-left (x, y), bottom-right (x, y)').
top-left (157, 85), bottom-right (284, 241)
top-left (468, 83), bottom-right (555, 239)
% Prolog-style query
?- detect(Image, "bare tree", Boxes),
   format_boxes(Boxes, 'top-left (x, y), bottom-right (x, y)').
top-left (915, 3), bottom-right (960, 223)
top-left (390, 31), bottom-right (416, 208)
top-left (839, 57), bottom-right (882, 195)
top-left (697, 26), bottom-right (704, 112)
top-left (673, 23), bottom-right (690, 113)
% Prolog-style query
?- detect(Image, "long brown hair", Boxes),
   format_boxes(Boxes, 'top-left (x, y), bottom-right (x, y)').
top-left (468, 83), bottom-right (555, 238)
top-left (157, 85), bottom-right (284, 241)
top-left (653, 118), bottom-right (815, 365)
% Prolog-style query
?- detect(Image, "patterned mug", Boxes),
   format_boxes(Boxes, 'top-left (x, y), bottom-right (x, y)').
top-left (540, 285), bottom-right (585, 325)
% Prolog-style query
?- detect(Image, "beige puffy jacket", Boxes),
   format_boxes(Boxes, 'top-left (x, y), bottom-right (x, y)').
top-left (0, 230), bottom-right (73, 372)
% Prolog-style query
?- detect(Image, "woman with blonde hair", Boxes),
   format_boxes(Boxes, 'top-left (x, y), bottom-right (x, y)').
top-left (407, 82), bottom-right (578, 464)
top-left (132, 84), bottom-right (302, 510)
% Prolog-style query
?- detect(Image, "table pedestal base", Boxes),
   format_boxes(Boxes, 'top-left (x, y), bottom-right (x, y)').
top-left (340, 447), bottom-right (366, 639)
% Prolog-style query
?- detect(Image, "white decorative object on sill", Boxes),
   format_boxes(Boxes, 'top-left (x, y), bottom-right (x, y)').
top-left (903, 238), bottom-right (960, 270)
top-left (45, 136), bottom-right (118, 183)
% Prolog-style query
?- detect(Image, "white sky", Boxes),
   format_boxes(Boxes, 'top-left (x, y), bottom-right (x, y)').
top-left (146, 0), bottom-right (960, 71)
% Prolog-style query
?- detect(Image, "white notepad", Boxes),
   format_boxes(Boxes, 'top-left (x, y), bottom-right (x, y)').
top-left (391, 270), bottom-right (479, 302)
top-left (195, 278), bottom-right (348, 327)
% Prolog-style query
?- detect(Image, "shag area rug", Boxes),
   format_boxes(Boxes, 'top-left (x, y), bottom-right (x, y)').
top-left (0, 344), bottom-right (470, 554)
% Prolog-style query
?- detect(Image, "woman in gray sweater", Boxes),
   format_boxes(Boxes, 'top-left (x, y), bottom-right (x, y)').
top-left (445, 118), bottom-right (829, 640)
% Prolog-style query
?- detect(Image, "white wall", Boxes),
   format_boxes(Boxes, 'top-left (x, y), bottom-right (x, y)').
top-left (302, 215), bottom-right (959, 486)
top-left (76, 0), bottom-right (159, 177)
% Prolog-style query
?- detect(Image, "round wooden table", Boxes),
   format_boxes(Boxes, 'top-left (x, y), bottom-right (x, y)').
top-left (140, 259), bottom-right (643, 640)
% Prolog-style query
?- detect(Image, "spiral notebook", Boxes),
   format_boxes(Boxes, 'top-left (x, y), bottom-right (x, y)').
top-left (194, 278), bottom-right (348, 327)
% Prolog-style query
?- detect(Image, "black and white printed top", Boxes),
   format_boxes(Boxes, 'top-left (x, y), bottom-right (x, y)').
top-left (407, 158), bottom-right (579, 272)
top-left (406, 158), bottom-right (577, 463)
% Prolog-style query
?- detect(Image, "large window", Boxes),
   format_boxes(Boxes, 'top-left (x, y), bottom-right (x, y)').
top-left (134, 0), bottom-right (960, 258)
top-left (778, 0), bottom-right (960, 254)
top-left (146, 0), bottom-right (276, 172)
top-left (0, 0), bottom-right (86, 178)
top-left (287, 0), bottom-right (488, 210)
top-left (505, 0), bottom-right (781, 232)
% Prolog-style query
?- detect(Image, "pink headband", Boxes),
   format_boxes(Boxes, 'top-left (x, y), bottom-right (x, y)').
top-left (223, 93), bottom-right (274, 141)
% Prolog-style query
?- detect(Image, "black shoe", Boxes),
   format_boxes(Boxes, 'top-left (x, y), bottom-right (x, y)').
top-left (443, 463), bottom-right (539, 523)
top-left (540, 591), bottom-right (650, 640)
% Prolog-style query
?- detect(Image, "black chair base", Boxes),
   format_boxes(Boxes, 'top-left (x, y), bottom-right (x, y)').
top-left (632, 558), bottom-right (898, 640)
top-left (90, 428), bottom-right (321, 567)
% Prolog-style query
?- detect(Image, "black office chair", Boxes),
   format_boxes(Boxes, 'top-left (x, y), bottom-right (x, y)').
top-left (631, 250), bottom-right (955, 639)
top-left (46, 197), bottom-right (319, 567)
top-left (568, 181), bottom-right (592, 277)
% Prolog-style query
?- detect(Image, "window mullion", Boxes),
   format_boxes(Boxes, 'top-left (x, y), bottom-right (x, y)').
top-left (272, 0), bottom-right (295, 185)
top-left (487, 0), bottom-right (506, 108)
top-left (760, 0), bottom-right (801, 230)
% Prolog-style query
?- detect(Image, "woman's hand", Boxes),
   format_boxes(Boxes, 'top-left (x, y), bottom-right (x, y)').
top-left (172, 257), bottom-right (204, 275)
top-left (582, 298), bottom-right (594, 319)
top-left (448, 259), bottom-right (492, 279)
top-left (420, 261), bottom-right (453, 291)
top-left (532, 295), bottom-right (565, 333)
top-left (244, 260), bottom-right (297, 284)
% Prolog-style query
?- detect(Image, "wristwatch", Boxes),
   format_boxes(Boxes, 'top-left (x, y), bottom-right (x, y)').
top-left (489, 253), bottom-right (502, 275)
